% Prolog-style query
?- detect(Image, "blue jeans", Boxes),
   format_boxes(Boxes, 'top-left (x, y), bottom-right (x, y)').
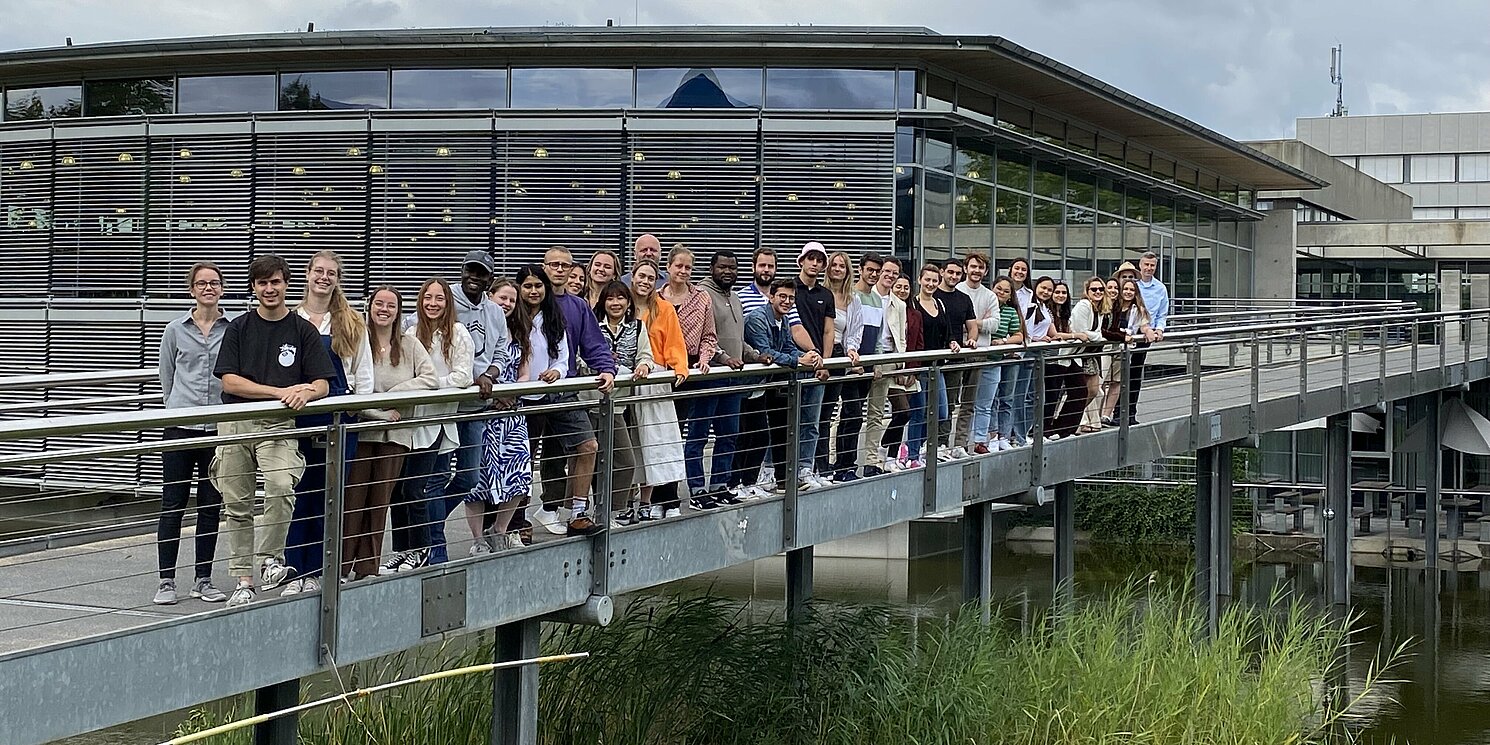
top-left (997, 362), bottom-right (1030, 443)
top-left (422, 418), bottom-right (484, 564)
top-left (685, 387), bottom-right (742, 492)
top-left (907, 388), bottom-right (928, 462)
top-left (797, 382), bottom-right (826, 471)
top-left (283, 433), bottom-right (357, 579)
top-left (970, 364), bottom-right (1003, 444)
top-left (1015, 361), bottom-right (1036, 440)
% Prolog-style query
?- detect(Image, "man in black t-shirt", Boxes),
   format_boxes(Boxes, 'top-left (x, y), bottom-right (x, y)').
top-left (793, 242), bottom-right (835, 487)
top-left (933, 258), bottom-right (979, 458)
top-left (211, 254), bottom-right (336, 607)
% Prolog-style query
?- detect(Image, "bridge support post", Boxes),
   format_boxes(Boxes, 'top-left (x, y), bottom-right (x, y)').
top-left (253, 678), bottom-right (299, 745)
top-left (1424, 392), bottom-right (1442, 577)
top-left (786, 546), bottom-right (814, 621)
top-left (1053, 481), bottom-right (1075, 609)
top-left (491, 618), bottom-right (540, 745)
top-left (1324, 413), bottom-right (1352, 608)
top-left (962, 502), bottom-right (993, 624)
top-left (1195, 443), bottom-right (1233, 636)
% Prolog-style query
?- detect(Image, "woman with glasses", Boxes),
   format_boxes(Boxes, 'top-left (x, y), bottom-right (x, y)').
top-left (1100, 278), bottom-right (1152, 425)
top-left (1072, 278), bottom-right (1114, 434)
top-left (1041, 280), bottom-right (1088, 440)
top-left (970, 277), bottom-right (1023, 454)
top-left (153, 263), bottom-right (232, 606)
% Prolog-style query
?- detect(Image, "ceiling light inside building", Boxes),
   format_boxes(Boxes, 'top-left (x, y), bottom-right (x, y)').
top-left (346, 147), bottom-right (361, 156)
top-left (633, 152), bottom-right (645, 161)
top-left (18, 161), bottom-right (33, 170)
top-left (787, 193), bottom-right (799, 202)
top-left (725, 155), bottom-right (740, 163)
top-left (966, 169), bottom-right (981, 179)
top-left (435, 147), bottom-right (451, 157)
top-left (667, 170), bottom-right (681, 180)
top-left (178, 149), bottom-right (192, 158)
top-left (368, 165), bottom-right (384, 174)
top-left (534, 147), bottom-right (549, 158)
top-left (60, 156), bottom-right (76, 166)
top-left (833, 180), bottom-right (846, 189)
top-left (118, 153), bottom-right (134, 163)
top-left (292, 166), bottom-right (306, 175)
top-left (179, 175), bottom-right (191, 183)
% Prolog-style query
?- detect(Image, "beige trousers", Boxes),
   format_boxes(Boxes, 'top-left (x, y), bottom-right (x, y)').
top-left (211, 418), bottom-right (305, 577)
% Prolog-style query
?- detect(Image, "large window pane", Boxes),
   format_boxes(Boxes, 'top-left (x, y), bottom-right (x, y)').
top-left (279, 71), bottom-right (389, 110)
top-left (178, 74), bottom-right (276, 113)
top-left (896, 69), bottom-right (916, 109)
top-left (1033, 161), bottom-right (1064, 199)
top-left (1459, 154), bottom-right (1490, 182)
top-left (955, 179), bottom-right (992, 252)
top-left (84, 79), bottom-right (173, 116)
top-left (510, 68), bottom-right (631, 108)
top-left (636, 68), bottom-right (761, 108)
top-left (1357, 155), bottom-right (1403, 184)
top-left (4, 85), bottom-right (81, 120)
top-left (764, 68), bottom-right (896, 109)
top-left (995, 189), bottom-right (1031, 270)
top-left (997, 150), bottom-right (1031, 192)
top-left (1032, 198), bottom-right (1063, 274)
top-left (1409, 154), bottom-right (1454, 183)
top-left (921, 171), bottom-right (954, 263)
top-left (392, 69), bottom-right (507, 109)
top-left (920, 136), bottom-right (952, 172)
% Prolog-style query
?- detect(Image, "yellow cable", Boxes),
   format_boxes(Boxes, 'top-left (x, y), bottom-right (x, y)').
top-left (160, 652), bottom-right (588, 745)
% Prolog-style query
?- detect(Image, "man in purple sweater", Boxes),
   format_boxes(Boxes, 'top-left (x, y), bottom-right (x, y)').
top-left (533, 245), bottom-right (618, 535)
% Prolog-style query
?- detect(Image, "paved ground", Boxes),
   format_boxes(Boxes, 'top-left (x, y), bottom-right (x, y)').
top-left (0, 340), bottom-right (1473, 656)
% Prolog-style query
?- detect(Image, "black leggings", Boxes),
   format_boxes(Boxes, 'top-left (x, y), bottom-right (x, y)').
top-left (880, 389), bottom-right (912, 456)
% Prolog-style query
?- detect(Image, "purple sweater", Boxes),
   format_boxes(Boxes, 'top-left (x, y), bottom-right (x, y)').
top-left (556, 293), bottom-right (617, 377)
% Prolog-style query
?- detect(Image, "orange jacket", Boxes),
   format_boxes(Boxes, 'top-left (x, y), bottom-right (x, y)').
top-left (639, 299), bottom-right (689, 377)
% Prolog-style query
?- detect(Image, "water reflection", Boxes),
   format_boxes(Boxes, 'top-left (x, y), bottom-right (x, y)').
top-left (679, 537), bottom-right (1490, 745)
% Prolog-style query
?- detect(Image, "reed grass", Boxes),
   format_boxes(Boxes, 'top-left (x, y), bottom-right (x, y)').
top-left (175, 580), bottom-right (1397, 745)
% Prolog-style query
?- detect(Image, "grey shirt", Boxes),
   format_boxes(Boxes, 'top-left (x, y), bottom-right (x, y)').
top-left (158, 310), bottom-right (233, 430)
top-left (452, 290), bottom-right (511, 412)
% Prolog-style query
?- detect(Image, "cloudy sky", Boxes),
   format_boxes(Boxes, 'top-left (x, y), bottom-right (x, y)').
top-left (2, 0), bottom-right (1487, 140)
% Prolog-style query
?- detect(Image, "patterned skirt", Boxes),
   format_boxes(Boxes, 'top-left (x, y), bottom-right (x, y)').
top-left (464, 411), bottom-right (532, 505)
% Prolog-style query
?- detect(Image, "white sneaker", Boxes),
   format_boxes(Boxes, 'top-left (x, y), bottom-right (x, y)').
top-left (1044, 434), bottom-right (1061, 443)
top-left (226, 581), bottom-right (255, 608)
top-left (648, 505), bottom-right (665, 520)
top-left (260, 558), bottom-right (289, 589)
top-left (532, 506), bottom-right (569, 535)
top-left (488, 532), bottom-right (513, 552)
top-left (279, 578), bottom-right (304, 596)
top-left (302, 577), bottom-right (321, 593)
top-left (469, 540), bottom-right (491, 556)
top-left (663, 507), bottom-right (682, 519)
top-left (936, 450), bottom-right (956, 463)
top-left (152, 579), bottom-right (177, 606)
top-left (746, 485), bottom-right (768, 500)
top-left (882, 457), bottom-right (902, 472)
top-left (948, 446), bottom-right (970, 459)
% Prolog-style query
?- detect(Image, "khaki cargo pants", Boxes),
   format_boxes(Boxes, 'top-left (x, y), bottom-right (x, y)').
top-left (210, 418), bottom-right (306, 578)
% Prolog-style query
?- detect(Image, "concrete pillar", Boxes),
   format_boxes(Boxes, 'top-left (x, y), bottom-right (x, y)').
top-left (786, 547), bottom-right (814, 621)
top-left (1053, 482), bottom-right (1075, 608)
top-left (1324, 413), bottom-right (1352, 608)
top-left (962, 503), bottom-right (993, 624)
top-left (1195, 444), bottom-right (1233, 635)
top-left (253, 678), bottom-right (299, 745)
top-left (492, 619), bottom-right (540, 745)
top-left (1424, 394), bottom-right (1442, 572)
top-left (1252, 209), bottom-right (1297, 301)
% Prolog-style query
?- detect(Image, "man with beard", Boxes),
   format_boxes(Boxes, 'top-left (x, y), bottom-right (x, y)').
top-left (687, 251), bottom-right (767, 506)
top-left (731, 247), bottom-right (812, 496)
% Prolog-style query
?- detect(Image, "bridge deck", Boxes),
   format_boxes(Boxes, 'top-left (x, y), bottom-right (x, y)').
top-left (1, 337), bottom-right (1484, 745)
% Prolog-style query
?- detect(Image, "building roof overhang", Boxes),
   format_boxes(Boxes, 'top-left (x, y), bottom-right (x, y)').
top-left (0, 26), bottom-right (1320, 192)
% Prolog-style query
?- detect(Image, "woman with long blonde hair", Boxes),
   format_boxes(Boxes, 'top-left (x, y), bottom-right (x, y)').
top-left (279, 250), bottom-right (375, 595)
top-left (816, 251), bottom-right (865, 481)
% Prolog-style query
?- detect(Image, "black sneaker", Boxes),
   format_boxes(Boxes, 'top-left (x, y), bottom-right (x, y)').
top-left (1101, 416), bottom-right (1117, 427)
top-left (861, 465), bottom-right (885, 478)
top-left (688, 493), bottom-right (719, 511)
top-left (613, 507), bottom-right (637, 526)
top-left (832, 470), bottom-right (860, 483)
top-left (712, 488), bottom-right (744, 506)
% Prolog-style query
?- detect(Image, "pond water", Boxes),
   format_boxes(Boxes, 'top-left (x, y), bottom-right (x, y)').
top-left (681, 532), bottom-right (1490, 745)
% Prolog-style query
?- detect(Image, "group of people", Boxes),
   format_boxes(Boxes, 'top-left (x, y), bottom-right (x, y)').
top-left (151, 237), bottom-right (1169, 608)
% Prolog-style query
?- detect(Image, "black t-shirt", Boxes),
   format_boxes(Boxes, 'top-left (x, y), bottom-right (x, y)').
top-left (934, 288), bottom-right (974, 343)
top-left (794, 279), bottom-right (836, 353)
top-left (214, 311), bottom-right (337, 404)
top-left (911, 296), bottom-right (955, 352)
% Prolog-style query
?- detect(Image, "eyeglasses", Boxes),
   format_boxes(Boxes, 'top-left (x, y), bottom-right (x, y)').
top-left (544, 261), bottom-right (576, 271)
top-left (192, 280), bottom-right (223, 289)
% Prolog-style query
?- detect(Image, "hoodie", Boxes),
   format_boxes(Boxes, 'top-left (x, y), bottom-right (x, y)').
top-left (699, 276), bottom-right (757, 364)
top-left (453, 290), bottom-right (510, 412)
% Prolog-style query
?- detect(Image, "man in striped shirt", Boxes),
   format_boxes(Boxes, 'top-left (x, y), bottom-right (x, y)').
top-left (731, 247), bottom-right (813, 495)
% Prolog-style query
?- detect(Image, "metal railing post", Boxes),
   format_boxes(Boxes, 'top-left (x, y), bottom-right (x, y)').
top-left (1118, 344), bottom-right (1131, 453)
top-left (1031, 351), bottom-right (1046, 484)
top-left (1412, 321), bottom-right (1420, 373)
top-left (591, 394), bottom-right (615, 597)
top-left (1378, 322), bottom-right (1388, 402)
top-left (319, 416), bottom-right (345, 667)
top-left (1188, 344), bottom-right (1202, 448)
top-left (1249, 332), bottom-right (1260, 435)
top-left (1439, 318), bottom-right (1447, 373)
top-left (1298, 331), bottom-right (1309, 421)
top-left (783, 377), bottom-right (803, 549)
top-left (1341, 329), bottom-right (1351, 410)
top-left (923, 362), bottom-right (941, 514)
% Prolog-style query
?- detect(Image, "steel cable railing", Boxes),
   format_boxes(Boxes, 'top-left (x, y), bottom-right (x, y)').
top-left (0, 303), bottom-right (1484, 659)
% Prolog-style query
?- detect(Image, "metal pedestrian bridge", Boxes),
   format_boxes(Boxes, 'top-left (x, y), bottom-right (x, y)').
top-left (1, 300), bottom-right (1487, 745)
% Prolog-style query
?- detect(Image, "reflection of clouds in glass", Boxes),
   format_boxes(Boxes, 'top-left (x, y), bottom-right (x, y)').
top-left (392, 70), bottom-right (507, 109)
top-left (510, 68), bottom-right (631, 109)
top-left (280, 72), bottom-right (388, 110)
top-left (766, 69), bottom-right (896, 110)
top-left (179, 75), bottom-right (277, 114)
top-left (637, 68), bottom-right (762, 109)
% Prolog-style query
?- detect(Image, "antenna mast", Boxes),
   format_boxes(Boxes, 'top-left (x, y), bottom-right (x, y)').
top-left (1329, 45), bottom-right (1348, 117)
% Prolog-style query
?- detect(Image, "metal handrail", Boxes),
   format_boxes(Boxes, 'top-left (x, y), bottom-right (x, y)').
top-left (0, 305), bottom-right (1478, 442)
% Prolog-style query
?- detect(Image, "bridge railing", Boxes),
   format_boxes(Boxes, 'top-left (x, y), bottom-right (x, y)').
top-left (0, 303), bottom-right (1488, 745)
